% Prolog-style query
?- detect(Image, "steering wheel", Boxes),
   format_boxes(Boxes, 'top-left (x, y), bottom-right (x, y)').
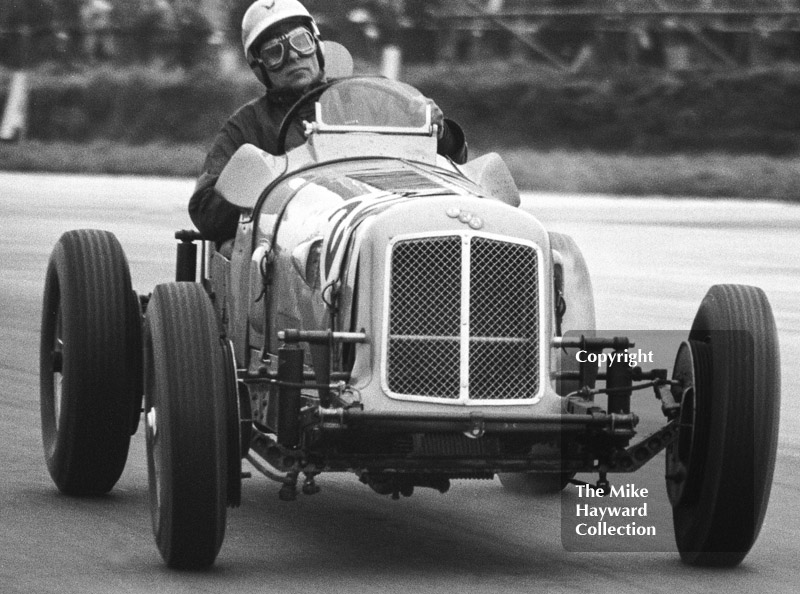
top-left (275, 81), bottom-right (337, 155)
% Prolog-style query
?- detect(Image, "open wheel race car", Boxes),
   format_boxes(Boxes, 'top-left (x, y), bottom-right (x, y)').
top-left (40, 73), bottom-right (780, 570)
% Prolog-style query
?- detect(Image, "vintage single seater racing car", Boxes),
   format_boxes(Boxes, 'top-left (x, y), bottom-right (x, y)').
top-left (39, 68), bottom-right (780, 570)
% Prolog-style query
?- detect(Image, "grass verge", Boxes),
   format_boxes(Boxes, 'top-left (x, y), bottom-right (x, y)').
top-left (500, 149), bottom-right (800, 201)
top-left (3, 140), bottom-right (800, 201)
top-left (0, 140), bottom-right (206, 178)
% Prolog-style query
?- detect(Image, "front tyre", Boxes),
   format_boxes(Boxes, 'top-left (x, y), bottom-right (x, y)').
top-left (144, 282), bottom-right (231, 569)
top-left (40, 230), bottom-right (140, 495)
top-left (668, 284), bottom-right (780, 567)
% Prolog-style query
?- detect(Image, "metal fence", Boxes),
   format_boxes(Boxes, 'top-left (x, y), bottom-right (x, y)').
top-left (425, 0), bottom-right (800, 69)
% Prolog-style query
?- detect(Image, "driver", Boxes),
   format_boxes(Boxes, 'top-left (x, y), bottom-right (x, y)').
top-left (189, 0), bottom-right (469, 243)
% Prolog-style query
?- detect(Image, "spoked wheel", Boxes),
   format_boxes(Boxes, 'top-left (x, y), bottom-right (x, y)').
top-left (144, 282), bottom-right (234, 569)
top-left (667, 284), bottom-right (780, 567)
top-left (40, 229), bottom-right (141, 495)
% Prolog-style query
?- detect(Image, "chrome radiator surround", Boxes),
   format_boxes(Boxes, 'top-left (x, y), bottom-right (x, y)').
top-left (381, 231), bottom-right (544, 405)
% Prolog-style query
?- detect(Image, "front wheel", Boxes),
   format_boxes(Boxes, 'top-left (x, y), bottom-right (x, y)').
top-left (667, 284), bottom-right (780, 567)
top-left (144, 282), bottom-right (233, 569)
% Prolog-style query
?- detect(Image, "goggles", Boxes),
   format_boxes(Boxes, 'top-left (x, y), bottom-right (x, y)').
top-left (258, 28), bottom-right (316, 71)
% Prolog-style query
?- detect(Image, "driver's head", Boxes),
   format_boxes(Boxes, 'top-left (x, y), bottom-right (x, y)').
top-left (242, 0), bottom-right (324, 90)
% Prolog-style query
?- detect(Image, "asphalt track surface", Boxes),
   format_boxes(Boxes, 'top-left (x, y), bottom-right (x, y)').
top-left (1, 172), bottom-right (798, 593)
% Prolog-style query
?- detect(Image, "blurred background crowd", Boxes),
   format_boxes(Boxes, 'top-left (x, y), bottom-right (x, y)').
top-left (4, 1), bottom-right (800, 71)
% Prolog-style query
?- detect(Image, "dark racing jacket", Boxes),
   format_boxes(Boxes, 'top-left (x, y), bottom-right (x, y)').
top-left (188, 83), bottom-right (469, 243)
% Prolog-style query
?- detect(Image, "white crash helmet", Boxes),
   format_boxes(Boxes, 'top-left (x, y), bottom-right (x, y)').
top-left (242, 0), bottom-right (324, 87)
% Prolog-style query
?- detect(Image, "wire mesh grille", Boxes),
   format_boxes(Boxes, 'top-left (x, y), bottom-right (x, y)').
top-left (386, 234), bottom-right (540, 401)
top-left (387, 236), bottom-right (462, 398)
top-left (469, 237), bottom-right (540, 399)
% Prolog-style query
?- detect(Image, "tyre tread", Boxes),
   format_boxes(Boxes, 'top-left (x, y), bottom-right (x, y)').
top-left (40, 229), bottom-right (138, 495)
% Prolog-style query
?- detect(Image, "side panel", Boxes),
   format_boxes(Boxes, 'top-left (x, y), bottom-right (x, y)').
top-left (549, 231), bottom-right (596, 396)
top-left (549, 232), bottom-right (595, 334)
top-left (267, 180), bottom-right (346, 359)
top-left (229, 220), bottom-right (254, 365)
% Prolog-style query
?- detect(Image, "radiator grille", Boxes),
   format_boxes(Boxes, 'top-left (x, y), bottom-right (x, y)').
top-left (386, 234), bottom-right (540, 402)
top-left (387, 237), bottom-right (461, 398)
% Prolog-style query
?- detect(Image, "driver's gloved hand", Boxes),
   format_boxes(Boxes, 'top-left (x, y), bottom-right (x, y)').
top-left (425, 98), bottom-right (446, 139)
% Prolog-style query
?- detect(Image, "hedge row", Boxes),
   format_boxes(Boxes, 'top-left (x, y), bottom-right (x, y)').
top-left (7, 63), bottom-right (800, 154)
top-left (15, 67), bottom-right (263, 144)
top-left (423, 63), bottom-right (800, 154)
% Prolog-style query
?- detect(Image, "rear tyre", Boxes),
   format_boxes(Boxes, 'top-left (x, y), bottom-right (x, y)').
top-left (40, 230), bottom-right (140, 495)
top-left (144, 282), bottom-right (231, 569)
top-left (668, 284), bottom-right (780, 567)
